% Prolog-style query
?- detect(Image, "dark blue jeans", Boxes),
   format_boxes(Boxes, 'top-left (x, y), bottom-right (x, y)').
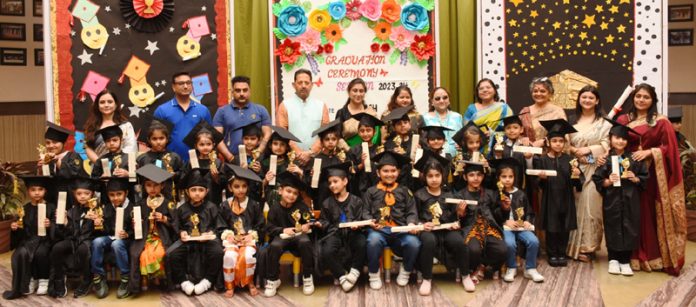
top-left (366, 228), bottom-right (421, 273)
top-left (91, 236), bottom-right (130, 276)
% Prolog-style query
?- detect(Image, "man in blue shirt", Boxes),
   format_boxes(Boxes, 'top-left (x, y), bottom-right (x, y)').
top-left (153, 72), bottom-right (212, 162)
top-left (213, 75), bottom-right (272, 162)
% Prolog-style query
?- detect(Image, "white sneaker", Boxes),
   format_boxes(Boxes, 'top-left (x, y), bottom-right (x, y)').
top-left (25, 278), bottom-right (37, 295)
top-left (264, 279), bottom-right (281, 297)
top-left (396, 265), bottom-right (411, 286)
top-left (503, 268), bottom-right (517, 282)
top-left (368, 272), bottom-right (383, 290)
top-left (193, 279), bottom-right (211, 295)
top-left (36, 279), bottom-right (49, 295)
top-left (608, 260), bottom-right (621, 275)
top-left (339, 275), bottom-right (355, 292)
top-left (180, 281), bottom-right (195, 296)
top-left (302, 275), bottom-right (314, 295)
top-left (619, 263), bottom-right (634, 276)
top-left (419, 279), bottom-right (432, 296)
top-left (524, 268), bottom-right (545, 282)
top-left (462, 275), bottom-right (476, 292)
top-left (346, 268), bottom-right (360, 284)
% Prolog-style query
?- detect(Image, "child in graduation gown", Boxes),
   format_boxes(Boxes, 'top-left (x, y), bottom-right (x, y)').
top-left (309, 119), bottom-right (349, 207)
top-left (348, 113), bottom-right (382, 196)
top-left (260, 126), bottom-right (306, 204)
top-left (533, 119), bottom-right (583, 267)
top-left (136, 117), bottom-right (183, 201)
top-left (591, 119), bottom-right (648, 276)
top-left (3, 176), bottom-right (55, 300)
top-left (180, 121), bottom-right (227, 205)
top-left (456, 162), bottom-right (507, 291)
top-left (315, 162), bottom-right (367, 292)
top-left (219, 164), bottom-right (265, 297)
top-left (263, 172), bottom-right (316, 297)
top-left (90, 125), bottom-right (131, 179)
top-left (168, 168), bottom-right (225, 296)
top-left (412, 150), bottom-right (469, 295)
top-left (451, 122), bottom-right (491, 192)
top-left (230, 120), bottom-right (265, 202)
top-left (382, 106), bottom-right (418, 188)
top-left (419, 125), bottom-right (455, 190)
top-left (128, 164), bottom-right (177, 296)
top-left (38, 122), bottom-right (87, 207)
top-left (490, 115), bottom-right (532, 189)
top-left (362, 150), bottom-right (421, 290)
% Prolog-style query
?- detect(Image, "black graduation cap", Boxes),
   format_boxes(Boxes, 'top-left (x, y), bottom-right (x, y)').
top-left (502, 114), bottom-right (523, 127)
top-left (383, 105), bottom-right (414, 123)
top-left (668, 106), bottom-right (683, 122)
top-left (182, 120), bottom-right (225, 148)
top-left (20, 175), bottom-right (51, 189)
top-left (489, 157), bottom-right (521, 173)
top-left (539, 119), bottom-right (577, 138)
top-left (311, 119), bottom-right (343, 138)
top-left (373, 150), bottom-right (411, 169)
top-left (601, 117), bottom-right (641, 140)
top-left (352, 112), bottom-right (384, 128)
top-left (45, 121), bottom-right (73, 143)
top-left (463, 161), bottom-right (485, 174)
top-left (71, 176), bottom-right (100, 191)
top-left (183, 168), bottom-right (211, 189)
top-left (136, 164), bottom-right (174, 184)
top-left (413, 149), bottom-right (450, 173)
top-left (452, 121), bottom-right (486, 146)
top-left (105, 177), bottom-right (130, 192)
top-left (321, 161), bottom-right (352, 180)
top-left (233, 119), bottom-right (263, 137)
top-left (270, 125), bottom-right (302, 143)
top-left (225, 163), bottom-right (262, 183)
top-left (277, 171), bottom-right (307, 190)
top-left (421, 125), bottom-right (453, 140)
top-left (96, 125), bottom-right (123, 141)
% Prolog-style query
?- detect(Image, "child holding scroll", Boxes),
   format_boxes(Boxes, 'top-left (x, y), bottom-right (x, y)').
top-left (347, 112), bottom-right (382, 196)
top-left (230, 120), bottom-right (264, 202)
top-left (180, 121), bottom-right (226, 205)
top-left (136, 117), bottom-right (183, 201)
top-left (38, 122), bottom-right (86, 207)
top-left (309, 119), bottom-right (346, 207)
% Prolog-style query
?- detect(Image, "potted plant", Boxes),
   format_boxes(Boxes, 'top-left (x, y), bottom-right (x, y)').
top-left (0, 161), bottom-right (28, 253)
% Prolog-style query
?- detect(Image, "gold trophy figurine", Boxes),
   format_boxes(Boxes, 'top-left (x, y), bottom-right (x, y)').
top-left (233, 218), bottom-right (245, 242)
top-left (288, 150), bottom-right (297, 168)
top-left (88, 198), bottom-right (104, 230)
top-left (494, 132), bottom-right (505, 152)
top-left (209, 151), bottom-right (218, 173)
top-left (162, 154), bottom-right (176, 199)
top-left (190, 213), bottom-right (200, 237)
top-left (291, 209), bottom-right (302, 232)
top-left (302, 211), bottom-right (313, 224)
top-left (515, 207), bottom-right (525, 228)
top-left (250, 148), bottom-right (261, 165)
top-left (393, 135), bottom-right (405, 154)
top-left (569, 158), bottom-right (580, 179)
top-left (37, 144), bottom-right (52, 164)
top-left (336, 148), bottom-right (347, 162)
top-left (113, 155), bottom-right (122, 172)
top-left (147, 195), bottom-right (163, 233)
top-left (496, 181), bottom-right (506, 200)
top-left (620, 158), bottom-right (631, 178)
top-left (16, 205), bottom-right (24, 229)
top-left (429, 202), bottom-right (442, 226)
top-left (378, 206), bottom-right (391, 226)
top-left (453, 150), bottom-right (465, 176)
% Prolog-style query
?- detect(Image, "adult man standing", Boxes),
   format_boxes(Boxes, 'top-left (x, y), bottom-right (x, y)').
top-left (154, 72), bottom-right (212, 161)
top-left (276, 69), bottom-right (329, 165)
top-left (213, 76), bottom-right (272, 162)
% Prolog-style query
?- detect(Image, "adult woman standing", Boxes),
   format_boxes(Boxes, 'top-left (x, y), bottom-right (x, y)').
top-left (519, 77), bottom-right (567, 147)
top-left (567, 85), bottom-right (611, 262)
top-left (83, 90), bottom-right (137, 163)
top-left (616, 83), bottom-right (686, 276)
top-left (334, 78), bottom-right (380, 147)
top-left (463, 79), bottom-right (513, 147)
top-left (422, 87), bottom-right (463, 157)
top-left (380, 85), bottom-right (424, 142)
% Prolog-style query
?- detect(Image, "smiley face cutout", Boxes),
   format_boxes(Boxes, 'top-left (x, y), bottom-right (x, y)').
top-left (81, 22), bottom-right (108, 50)
top-left (176, 35), bottom-right (201, 60)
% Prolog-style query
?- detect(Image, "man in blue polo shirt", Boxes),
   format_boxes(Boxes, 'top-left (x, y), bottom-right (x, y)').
top-left (154, 72), bottom-right (212, 162)
top-left (213, 75), bottom-right (272, 162)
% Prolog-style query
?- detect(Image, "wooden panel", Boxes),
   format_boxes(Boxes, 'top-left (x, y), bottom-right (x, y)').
top-left (0, 114), bottom-right (45, 163)
top-left (678, 104), bottom-right (696, 142)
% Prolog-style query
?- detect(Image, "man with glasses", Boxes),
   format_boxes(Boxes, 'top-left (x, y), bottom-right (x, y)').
top-left (154, 72), bottom-right (213, 162)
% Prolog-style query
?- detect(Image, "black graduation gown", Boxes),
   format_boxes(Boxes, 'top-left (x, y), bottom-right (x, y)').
top-left (493, 139), bottom-right (529, 189)
top-left (265, 200), bottom-right (312, 239)
top-left (491, 188), bottom-right (535, 227)
top-left (348, 142), bottom-right (378, 196)
top-left (231, 151), bottom-right (264, 202)
top-left (170, 201), bottom-right (225, 281)
top-left (9, 202), bottom-right (56, 293)
top-left (101, 200), bottom-right (135, 239)
top-left (309, 151), bottom-right (346, 207)
top-left (384, 134), bottom-right (416, 189)
top-left (414, 188), bottom-right (460, 270)
top-left (361, 184), bottom-right (418, 226)
top-left (452, 151), bottom-right (494, 191)
top-left (316, 194), bottom-right (366, 273)
top-left (591, 152), bottom-right (648, 251)
top-left (533, 153), bottom-right (583, 232)
top-left (457, 188), bottom-right (504, 237)
top-left (44, 151), bottom-right (86, 207)
top-left (218, 197), bottom-right (265, 241)
top-left (91, 152), bottom-right (138, 204)
top-left (136, 151), bottom-right (183, 200)
top-left (53, 204), bottom-right (101, 269)
top-left (180, 158), bottom-right (227, 205)
top-left (260, 154), bottom-right (290, 204)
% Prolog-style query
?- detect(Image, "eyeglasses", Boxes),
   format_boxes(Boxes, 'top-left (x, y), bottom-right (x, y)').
top-left (434, 96), bottom-right (448, 101)
top-left (174, 81), bottom-right (192, 86)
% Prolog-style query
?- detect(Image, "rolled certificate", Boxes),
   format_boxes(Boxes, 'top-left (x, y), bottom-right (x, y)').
top-left (101, 158), bottom-right (111, 177)
top-left (391, 224), bottom-right (425, 233)
top-left (56, 192), bottom-right (67, 225)
top-left (611, 155), bottom-right (621, 187)
top-left (445, 198), bottom-right (478, 206)
top-left (608, 85), bottom-right (633, 118)
top-left (471, 151), bottom-right (481, 162)
top-left (184, 233), bottom-right (217, 241)
top-left (133, 206), bottom-right (143, 240)
top-left (432, 222), bottom-right (459, 231)
top-left (115, 207), bottom-right (124, 238)
top-left (526, 169), bottom-right (558, 176)
top-left (411, 148), bottom-right (423, 178)
top-left (37, 203), bottom-right (46, 236)
top-left (238, 145), bottom-right (248, 168)
top-left (410, 134), bottom-right (420, 161)
top-left (41, 164), bottom-right (50, 176)
top-left (503, 225), bottom-right (536, 231)
top-left (269, 155), bottom-right (278, 186)
top-left (339, 220), bottom-right (374, 228)
top-left (513, 145), bottom-right (543, 155)
top-left (128, 154), bottom-right (136, 182)
top-left (188, 149), bottom-right (200, 169)
top-left (280, 229), bottom-right (312, 239)
top-left (311, 158), bottom-right (322, 188)
top-left (362, 142), bottom-right (372, 173)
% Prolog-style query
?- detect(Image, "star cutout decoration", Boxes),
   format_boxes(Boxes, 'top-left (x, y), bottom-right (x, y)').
top-left (582, 15), bottom-right (596, 28)
top-left (77, 49), bottom-right (93, 65)
top-left (155, 81), bottom-right (160, 87)
top-left (211, 33), bottom-right (217, 40)
top-left (617, 25), bottom-right (626, 33)
top-left (605, 34), bottom-right (615, 43)
top-left (70, 30), bottom-right (76, 36)
top-left (145, 40), bottom-right (160, 55)
top-left (128, 106), bottom-right (144, 118)
top-left (579, 32), bottom-right (588, 40)
top-left (510, 0), bottom-right (524, 7)
top-left (113, 27), bottom-right (121, 35)
top-left (170, 27), bottom-right (175, 32)
top-left (600, 22), bottom-right (609, 30)
top-left (125, 23), bottom-right (131, 29)
top-left (201, 6), bottom-right (207, 11)
top-left (609, 5), bottom-right (619, 14)
top-left (105, 6), bottom-right (111, 12)
top-left (552, 21), bottom-right (561, 29)
top-left (161, 80), bottom-right (167, 86)
top-left (530, 10), bottom-right (538, 18)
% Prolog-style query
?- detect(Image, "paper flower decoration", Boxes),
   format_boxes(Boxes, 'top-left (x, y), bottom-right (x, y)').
top-left (277, 5), bottom-right (307, 37)
top-left (373, 21), bottom-right (392, 41)
top-left (410, 34), bottom-right (435, 60)
top-left (328, 1), bottom-right (346, 20)
top-left (120, 0), bottom-right (175, 33)
top-left (345, 0), bottom-right (363, 20)
top-left (360, 0), bottom-right (382, 21)
top-left (297, 29), bottom-right (321, 54)
top-left (275, 38), bottom-right (302, 64)
top-left (324, 43), bottom-right (334, 54)
top-left (401, 3), bottom-right (429, 31)
top-left (390, 26), bottom-right (415, 51)
top-left (324, 23), bottom-right (343, 43)
top-left (381, 0), bottom-right (401, 23)
top-left (309, 9), bottom-right (331, 31)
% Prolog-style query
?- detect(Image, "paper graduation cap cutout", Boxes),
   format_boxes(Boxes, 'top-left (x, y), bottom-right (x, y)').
top-left (120, 55), bottom-right (161, 108)
top-left (72, 0), bottom-right (109, 53)
top-left (183, 15), bottom-right (211, 39)
top-left (119, 0), bottom-right (175, 33)
top-left (602, 117), bottom-right (641, 140)
top-left (119, 55), bottom-right (150, 85)
top-left (20, 175), bottom-right (52, 189)
top-left (373, 150), bottom-right (411, 168)
top-left (71, 0), bottom-right (100, 23)
top-left (352, 112), bottom-right (384, 127)
top-left (270, 125), bottom-right (302, 143)
top-left (225, 163), bottom-right (262, 183)
top-left (539, 119), bottom-right (577, 138)
top-left (136, 164), bottom-right (174, 184)
top-left (420, 125), bottom-right (453, 140)
top-left (79, 71), bottom-right (110, 102)
top-left (183, 168), bottom-right (211, 189)
top-left (413, 149), bottom-right (450, 172)
top-left (182, 120), bottom-right (225, 148)
top-left (45, 121), bottom-right (74, 143)
top-left (277, 171), bottom-right (307, 190)
top-left (311, 119), bottom-right (342, 138)
top-left (176, 16), bottom-right (209, 61)
top-left (191, 73), bottom-right (212, 102)
top-left (105, 177), bottom-right (130, 191)
top-left (383, 105), bottom-right (414, 123)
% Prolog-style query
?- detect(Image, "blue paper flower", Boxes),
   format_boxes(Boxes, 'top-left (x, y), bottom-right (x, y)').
top-left (277, 5), bottom-right (308, 37)
top-left (328, 1), bottom-right (346, 20)
top-left (400, 3), bottom-right (429, 31)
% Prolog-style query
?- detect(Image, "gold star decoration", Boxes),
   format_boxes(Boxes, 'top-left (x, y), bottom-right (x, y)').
top-left (605, 34), bottom-right (615, 43)
top-left (553, 21), bottom-right (561, 29)
top-left (617, 24), bottom-right (626, 33)
top-left (530, 10), bottom-right (539, 18)
top-left (609, 5), bottom-right (619, 14)
top-left (579, 32), bottom-right (588, 40)
top-left (619, 0), bottom-right (630, 4)
top-left (595, 5), bottom-right (604, 13)
top-left (509, 19), bottom-right (518, 27)
top-left (510, 0), bottom-right (525, 7)
top-left (582, 15), bottom-right (596, 28)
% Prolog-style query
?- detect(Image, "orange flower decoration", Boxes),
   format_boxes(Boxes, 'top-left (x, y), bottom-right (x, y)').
top-left (275, 38), bottom-right (302, 64)
top-left (381, 0), bottom-right (401, 23)
top-left (373, 22), bottom-right (392, 41)
top-left (410, 34), bottom-right (435, 61)
top-left (324, 23), bottom-right (343, 43)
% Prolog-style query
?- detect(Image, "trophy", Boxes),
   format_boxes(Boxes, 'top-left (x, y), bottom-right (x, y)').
top-left (515, 207), bottom-right (525, 228)
top-left (37, 144), bottom-right (52, 164)
top-left (429, 202), bottom-right (442, 226)
top-left (303, 211), bottom-right (314, 224)
top-left (88, 198), bottom-right (104, 230)
top-left (393, 136), bottom-right (405, 154)
top-left (496, 180), bottom-right (506, 200)
top-left (378, 206), bottom-right (391, 226)
top-left (233, 218), bottom-right (245, 242)
top-left (453, 150), bottom-right (465, 176)
top-left (336, 148), bottom-right (347, 162)
top-left (288, 150), bottom-right (297, 168)
top-left (291, 209), bottom-right (302, 232)
top-left (494, 132), bottom-right (505, 152)
top-left (147, 195), bottom-right (163, 234)
top-left (209, 151), bottom-right (218, 173)
top-left (162, 153), bottom-right (176, 199)
top-left (113, 155), bottom-right (122, 172)
top-left (16, 205), bottom-right (24, 228)
top-left (190, 213), bottom-right (201, 237)
top-left (620, 158), bottom-right (631, 178)
top-left (569, 158), bottom-right (580, 179)
top-left (250, 148), bottom-right (261, 165)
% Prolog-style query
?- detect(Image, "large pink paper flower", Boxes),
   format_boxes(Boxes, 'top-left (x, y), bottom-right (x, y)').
top-left (390, 26), bottom-right (415, 51)
top-left (345, 0), bottom-right (362, 20)
top-left (297, 29), bottom-right (321, 54)
top-left (359, 0), bottom-right (382, 21)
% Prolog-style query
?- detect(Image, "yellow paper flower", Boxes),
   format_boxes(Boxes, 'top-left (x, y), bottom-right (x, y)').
top-left (309, 9), bottom-right (331, 31)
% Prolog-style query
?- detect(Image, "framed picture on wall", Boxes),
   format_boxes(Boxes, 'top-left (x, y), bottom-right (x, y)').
top-left (669, 4), bottom-right (693, 22)
top-left (0, 48), bottom-right (27, 66)
top-left (32, 0), bottom-right (42, 17)
top-left (0, 0), bottom-right (24, 16)
top-left (669, 29), bottom-right (694, 46)
top-left (0, 23), bottom-right (26, 41)
top-left (33, 24), bottom-right (42, 42)
top-left (34, 48), bottom-right (44, 66)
